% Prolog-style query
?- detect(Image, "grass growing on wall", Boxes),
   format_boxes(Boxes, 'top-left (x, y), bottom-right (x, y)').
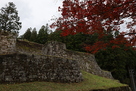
top-left (16, 39), bottom-right (43, 54)
top-left (0, 71), bottom-right (127, 91)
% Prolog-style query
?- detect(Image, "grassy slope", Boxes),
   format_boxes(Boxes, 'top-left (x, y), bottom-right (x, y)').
top-left (0, 71), bottom-right (127, 91)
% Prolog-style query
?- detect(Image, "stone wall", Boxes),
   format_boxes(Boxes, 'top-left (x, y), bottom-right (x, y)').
top-left (42, 41), bottom-right (113, 79)
top-left (0, 31), bottom-right (16, 55)
top-left (0, 31), bottom-right (113, 80)
top-left (0, 54), bottom-right (83, 83)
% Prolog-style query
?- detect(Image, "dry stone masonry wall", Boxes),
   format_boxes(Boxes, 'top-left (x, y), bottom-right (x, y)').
top-left (0, 32), bottom-right (130, 91)
top-left (42, 41), bottom-right (113, 79)
top-left (0, 31), bottom-right (16, 55)
top-left (0, 54), bottom-right (83, 83)
top-left (17, 41), bottom-right (113, 79)
top-left (0, 33), bottom-right (83, 83)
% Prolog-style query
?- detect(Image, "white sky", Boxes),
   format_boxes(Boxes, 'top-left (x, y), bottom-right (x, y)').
top-left (0, 0), bottom-right (63, 35)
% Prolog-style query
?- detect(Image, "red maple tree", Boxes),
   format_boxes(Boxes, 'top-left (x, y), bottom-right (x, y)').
top-left (51, 0), bottom-right (136, 54)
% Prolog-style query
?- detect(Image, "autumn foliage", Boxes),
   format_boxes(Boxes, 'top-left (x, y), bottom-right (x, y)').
top-left (51, 0), bottom-right (136, 54)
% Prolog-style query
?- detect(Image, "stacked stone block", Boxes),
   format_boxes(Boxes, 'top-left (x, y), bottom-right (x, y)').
top-left (42, 41), bottom-right (113, 79)
top-left (0, 31), bottom-right (16, 54)
top-left (0, 54), bottom-right (83, 83)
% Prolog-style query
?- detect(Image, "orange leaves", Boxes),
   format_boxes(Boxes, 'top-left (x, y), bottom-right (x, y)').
top-left (110, 35), bottom-right (129, 45)
top-left (83, 32), bottom-right (133, 54)
top-left (84, 41), bottom-right (109, 54)
top-left (51, 0), bottom-right (135, 54)
top-left (51, 0), bottom-right (135, 34)
top-left (112, 45), bottom-right (120, 49)
top-left (115, 0), bottom-right (122, 4)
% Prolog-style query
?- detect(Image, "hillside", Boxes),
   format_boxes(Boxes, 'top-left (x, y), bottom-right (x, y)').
top-left (0, 71), bottom-right (130, 91)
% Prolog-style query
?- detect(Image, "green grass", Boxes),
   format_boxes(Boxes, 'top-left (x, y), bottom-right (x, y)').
top-left (0, 71), bottom-right (127, 91)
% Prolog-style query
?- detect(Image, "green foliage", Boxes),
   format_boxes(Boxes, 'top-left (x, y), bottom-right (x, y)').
top-left (48, 30), bottom-right (91, 52)
top-left (0, 2), bottom-right (21, 32)
top-left (30, 28), bottom-right (37, 42)
top-left (20, 24), bottom-right (50, 44)
top-left (48, 30), bottom-right (63, 42)
top-left (23, 28), bottom-right (32, 41)
top-left (95, 47), bottom-right (136, 84)
top-left (63, 33), bottom-right (87, 52)
top-left (36, 24), bottom-right (49, 44)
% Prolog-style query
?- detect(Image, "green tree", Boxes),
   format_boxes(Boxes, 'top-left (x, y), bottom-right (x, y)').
top-left (23, 28), bottom-right (32, 41)
top-left (63, 33), bottom-right (87, 52)
top-left (48, 30), bottom-right (92, 52)
top-left (0, 2), bottom-right (21, 32)
top-left (30, 28), bottom-right (37, 42)
top-left (95, 47), bottom-right (136, 84)
top-left (36, 24), bottom-right (49, 44)
top-left (48, 30), bottom-right (63, 42)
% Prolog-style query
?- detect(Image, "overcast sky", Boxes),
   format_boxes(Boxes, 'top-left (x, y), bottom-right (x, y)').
top-left (0, 0), bottom-right (63, 35)
top-left (0, 0), bottom-right (134, 36)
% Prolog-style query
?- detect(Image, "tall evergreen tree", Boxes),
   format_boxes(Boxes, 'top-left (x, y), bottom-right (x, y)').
top-left (30, 28), bottom-right (37, 42)
top-left (36, 24), bottom-right (49, 44)
top-left (48, 30), bottom-right (92, 52)
top-left (0, 2), bottom-right (21, 32)
top-left (23, 28), bottom-right (32, 41)
top-left (48, 30), bottom-right (63, 42)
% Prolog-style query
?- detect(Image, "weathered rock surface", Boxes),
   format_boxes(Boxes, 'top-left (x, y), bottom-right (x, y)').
top-left (16, 40), bottom-right (113, 79)
top-left (0, 54), bottom-right (83, 83)
top-left (42, 41), bottom-right (113, 79)
top-left (0, 31), bottom-right (16, 54)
